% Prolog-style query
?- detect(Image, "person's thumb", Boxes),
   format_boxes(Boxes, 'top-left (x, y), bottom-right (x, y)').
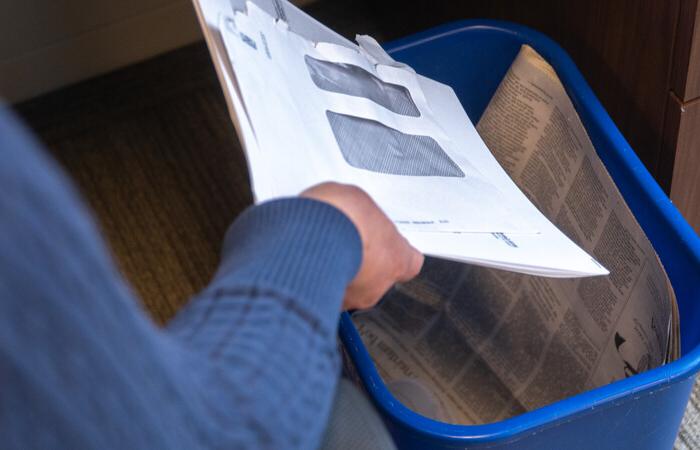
top-left (397, 239), bottom-right (424, 282)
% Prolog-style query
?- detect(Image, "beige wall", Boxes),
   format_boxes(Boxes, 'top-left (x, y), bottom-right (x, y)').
top-left (0, 0), bottom-right (203, 102)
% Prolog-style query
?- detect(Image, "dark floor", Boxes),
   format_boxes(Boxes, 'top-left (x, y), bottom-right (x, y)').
top-left (14, 0), bottom-right (384, 324)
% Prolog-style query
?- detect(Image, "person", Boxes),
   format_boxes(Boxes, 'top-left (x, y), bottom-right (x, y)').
top-left (0, 107), bottom-right (423, 450)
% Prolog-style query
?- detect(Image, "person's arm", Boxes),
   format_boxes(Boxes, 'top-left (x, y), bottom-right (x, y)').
top-left (0, 106), bottom-right (421, 450)
top-left (167, 183), bottom-right (422, 450)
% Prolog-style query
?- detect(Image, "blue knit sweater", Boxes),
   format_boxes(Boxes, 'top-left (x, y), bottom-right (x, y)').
top-left (0, 108), bottom-right (363, 449)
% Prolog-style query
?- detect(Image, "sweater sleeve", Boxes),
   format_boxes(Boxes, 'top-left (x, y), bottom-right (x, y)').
top-left (166, 197), bottom-right (363, 450)
top-left (0, 106), bottom-right (363, 450)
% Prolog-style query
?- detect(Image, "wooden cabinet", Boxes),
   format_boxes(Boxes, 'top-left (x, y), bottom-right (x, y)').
top-left (664, 0), bottom-right (700, 235)
top-left (0, 0), bottom-right (202, 102)
top-left (367, 0), bottom-right (700, 233)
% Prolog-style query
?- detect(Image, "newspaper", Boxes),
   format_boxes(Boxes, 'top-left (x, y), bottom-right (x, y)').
top-left (352, 46), bottom-right (679, 424)
top-left (192, 0), bottom-right (608, 277)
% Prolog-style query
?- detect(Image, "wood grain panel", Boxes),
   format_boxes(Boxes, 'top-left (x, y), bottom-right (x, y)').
top-left (1, 0), bottom-right (202, 102)
top-left (668, 94), bottom-right (700, 233)
top-left (685, 3), bottom-right (700, 100)
top-left (0, 0), bottom-right (175, 59)
top-left (367, 0), bottom-right (680, 184)
top-left (659, 92), bottom-right (684, 194)
top-left (671, 0), bottom-right (700, 101)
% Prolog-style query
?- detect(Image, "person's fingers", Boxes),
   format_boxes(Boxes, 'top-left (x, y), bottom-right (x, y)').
top-left (396, 238), bottom-right (424, 282)
top-left (407, 248), bottom-right (425, 280)
top-left (342, 245), bottom-right (422, 311)
top-left (343, 287), bottom-right (378, 311)
top-left (304, 181), bottom-right (425, 311)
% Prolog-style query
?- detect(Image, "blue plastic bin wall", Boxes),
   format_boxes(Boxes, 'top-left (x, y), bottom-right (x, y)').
top-left (339, 21), bottom-right (700, 450)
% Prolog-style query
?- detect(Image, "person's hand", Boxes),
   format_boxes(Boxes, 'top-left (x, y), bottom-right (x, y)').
top-left (301, 182), bottom-right (424, 311)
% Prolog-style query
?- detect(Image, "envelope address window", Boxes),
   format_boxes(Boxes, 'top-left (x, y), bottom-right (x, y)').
top-left (306, 55), bottom-right (421, 117)
top-left (326, 111), bottom-right (464, 177)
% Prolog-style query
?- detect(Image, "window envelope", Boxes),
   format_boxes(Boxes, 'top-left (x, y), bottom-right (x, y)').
top-left (326, 111), bottom-right (465, 177)
top-left (306, 55), bottom-right (421, 117)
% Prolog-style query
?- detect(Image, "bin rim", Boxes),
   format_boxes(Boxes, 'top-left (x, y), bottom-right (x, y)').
top-left (341, 313), bottom-right (700, 443)
top-left (339, 19), bottom-right (700, 444)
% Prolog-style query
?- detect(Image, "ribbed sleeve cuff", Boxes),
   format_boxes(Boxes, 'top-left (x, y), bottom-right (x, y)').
top-left (209, 197), bottom-right (362, 331)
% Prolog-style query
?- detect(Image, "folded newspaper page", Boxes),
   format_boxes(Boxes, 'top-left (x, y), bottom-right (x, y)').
top-left (352, 45), bottom-right (679, 424)
top-left (192, 0), bottom-right (608, 277)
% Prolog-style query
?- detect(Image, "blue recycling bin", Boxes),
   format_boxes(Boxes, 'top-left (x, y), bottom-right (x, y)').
top-left (338, 20), bottom-right (700, 450)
